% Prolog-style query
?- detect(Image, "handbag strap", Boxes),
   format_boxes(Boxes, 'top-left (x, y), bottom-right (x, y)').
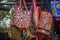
top-left (19, 0), bottom-right (28, 11)
top-left (32, 0), bottom-right (37, 11)
top-left (32, 0), bottom-right (40, 28)
top-left (23, 0), bottom-right (28, 12)
top-left (54, 0), bottom-right (57, 15)
top-left (54, 0), bottom-right (56, 3)
top-left (19, 0), bottom-right (22, 8)
top-left (54, 0), bottom-right (56, 8)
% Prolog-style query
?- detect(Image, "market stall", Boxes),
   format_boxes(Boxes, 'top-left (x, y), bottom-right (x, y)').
top-left (0, 0), bottom-right (60, 40)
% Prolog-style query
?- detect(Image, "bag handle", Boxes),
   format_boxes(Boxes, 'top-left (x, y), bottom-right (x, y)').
top-left (19, 0), bottom-right (28, 12)
top-left (32, 0), bottom-right (37, 11)
top-left (54, 0), bottom-right (57, 15)
top-left (23, 0), bottom-right (28, 12)
top-left (32, 0), bottom-right (39, 27)
top-left (54, 0), bottom-right (56, 8)
top-left (19, 0), bottom-right (22, 8)
top-left (54, 0), bottom-right (56, 3)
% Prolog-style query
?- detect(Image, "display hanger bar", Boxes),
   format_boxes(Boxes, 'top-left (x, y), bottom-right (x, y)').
top-left (0, 6), bottom-right (10, 11)
top-left (0, 2), bottom-right (18, 5)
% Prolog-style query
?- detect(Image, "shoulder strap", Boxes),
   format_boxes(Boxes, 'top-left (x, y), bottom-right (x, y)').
top-left (32, 0), bottom-right (37, 11)
top-left (23, 0), bottom-right (28, 12)
top-left (32, 0), bottom-right (39, 27)
top-left (19, 0), bottom-right (22, 8)
top-left (54, 0), bottom-right (57, 15)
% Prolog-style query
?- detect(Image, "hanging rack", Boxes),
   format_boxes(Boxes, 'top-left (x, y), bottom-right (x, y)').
top-left (0, 0), bottom-right (19, 5)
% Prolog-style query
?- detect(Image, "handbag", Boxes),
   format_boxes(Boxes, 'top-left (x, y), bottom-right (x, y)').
top-left (12, 0), bottom-right (36, 39)
top-left (51, 0), bottom-right (60, 17)
top-left (12, 0), bottom-right (32, 28)
top-left (36, 11), bottom-right (53, 35)
top-left (26, 0), bottom-right (39, 38)
top-left (36, 0), bottom-right (53, 35)
top-left (26, 6), bottom-right (36, 39)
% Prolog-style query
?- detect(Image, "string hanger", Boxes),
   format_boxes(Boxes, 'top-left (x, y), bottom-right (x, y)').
top-left (54, 0), bottom-right (57, 15)
top-left (42, 0), bottom-right (51, 12)
top-left (41, 0), bottom-right (46, 11)
top-left (18, 0), bottom-right (28, 11)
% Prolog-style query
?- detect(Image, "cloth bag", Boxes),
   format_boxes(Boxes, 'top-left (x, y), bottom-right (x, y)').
top-left (12, 0), bottom-right (36, 39)
top-left (36, 11), bottom-right (53, 35)
top-left (12, 0), bottom-right (32, 28)
top-left (51, 0), bottom-right (60, 17)
top-left (36, 0), bottom-right (53, 35)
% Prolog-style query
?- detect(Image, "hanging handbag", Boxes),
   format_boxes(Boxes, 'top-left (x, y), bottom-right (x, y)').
top-left (36, 0), bottom-right (53, 35)
top-left (25, 0), bottom-right (39, 38)
top-left (12, 0), bottom-right (36, 39)
top-left (26, 0), bottom-right (42, 38)
top-left (51, 0), bottom-right (60, 17)
top-left (36, 11), bottom-right (53, 35)
top-left (12, 0), bottom-right (32, 28)
top-left (26, 6), bottom-right (36, 39)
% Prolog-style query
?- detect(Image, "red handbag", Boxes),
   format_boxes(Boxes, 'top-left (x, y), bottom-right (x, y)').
top-left (12, 0), bottom-right (32, 28)
top-left (34, 0), bottom-right (53, 35)
top-left (36, 11), bottom-right (53, 35)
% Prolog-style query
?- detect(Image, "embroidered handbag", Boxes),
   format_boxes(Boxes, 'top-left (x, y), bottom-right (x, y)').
top-left (36, 11), bottom-right (53, 35)
top-left (12, 0), bottom-right (32, 28)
